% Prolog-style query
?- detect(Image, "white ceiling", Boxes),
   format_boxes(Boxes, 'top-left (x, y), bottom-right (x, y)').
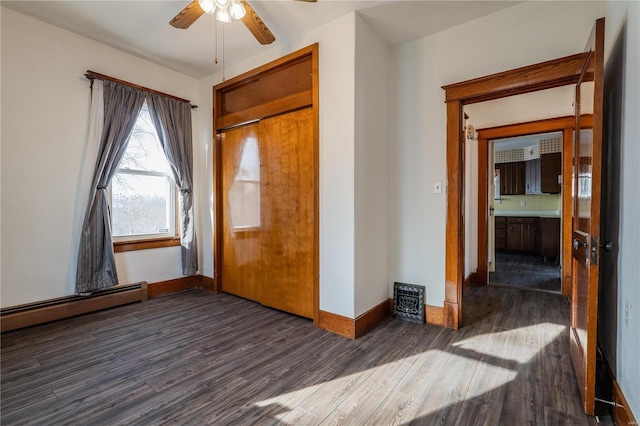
top-left (2, 0), bottom-right (520, 79)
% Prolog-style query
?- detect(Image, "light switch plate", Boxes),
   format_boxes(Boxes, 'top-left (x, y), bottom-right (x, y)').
top-left (520, 200), bottom-right (526, 207)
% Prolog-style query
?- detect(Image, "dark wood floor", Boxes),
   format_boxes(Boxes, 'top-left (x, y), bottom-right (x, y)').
top-left (1, 286), bottom-right (612, 425)
top-left (490, 251), bottom-right (562, 292)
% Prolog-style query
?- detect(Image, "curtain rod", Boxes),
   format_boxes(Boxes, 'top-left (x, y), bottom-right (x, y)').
top-left (85, 70), bottom-right (198, 109)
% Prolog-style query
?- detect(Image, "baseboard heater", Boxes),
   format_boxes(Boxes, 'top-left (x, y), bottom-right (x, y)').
top-left (1, 282), bottom-right (148, 333)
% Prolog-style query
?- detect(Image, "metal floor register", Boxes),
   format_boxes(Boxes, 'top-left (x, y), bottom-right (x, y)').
top-left (393, 282), bottom-right (425, 324)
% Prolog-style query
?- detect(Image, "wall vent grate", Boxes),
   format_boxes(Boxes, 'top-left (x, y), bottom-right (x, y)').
top-left (393, 282), bottom-right (425, 324)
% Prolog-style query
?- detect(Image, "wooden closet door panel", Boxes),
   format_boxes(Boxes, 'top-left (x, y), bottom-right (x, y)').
top-left (220, 123), bottom-right (262, 302)
top-left (259, 108), bottom-right (315, 318)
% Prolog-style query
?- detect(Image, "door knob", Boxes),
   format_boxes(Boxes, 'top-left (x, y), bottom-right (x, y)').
top-left (573, 238), bottom-right (587, 250)
top-left (600, 241), bottom-right (613, 252)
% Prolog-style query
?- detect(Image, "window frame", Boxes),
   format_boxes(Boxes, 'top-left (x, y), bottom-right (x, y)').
top-left (110, 105), bottom-right (181, 253)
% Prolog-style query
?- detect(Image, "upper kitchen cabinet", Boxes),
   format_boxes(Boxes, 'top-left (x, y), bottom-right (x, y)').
top-left (497, 161), bottom-right (525, 195)
top-left (525, 158), bottom-right (542, 194)
top-left (541, 152), bottom-right (562, 193)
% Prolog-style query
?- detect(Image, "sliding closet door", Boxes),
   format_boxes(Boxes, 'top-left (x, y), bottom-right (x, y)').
top-left (220, 123), bottom-right (262, 302)
top-left (260, 108), bottom-right (315, 318)
top-left (220, 108), bottom-right (314, 319)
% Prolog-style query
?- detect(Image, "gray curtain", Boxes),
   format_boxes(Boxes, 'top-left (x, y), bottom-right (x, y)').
top-left (147, 94), bottom-right (198, 275)
top-left (76, 81), bottom-right (146, 294)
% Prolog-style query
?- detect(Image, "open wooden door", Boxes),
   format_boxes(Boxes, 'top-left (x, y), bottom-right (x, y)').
top-left (569, 17), bottom-right (605, 415)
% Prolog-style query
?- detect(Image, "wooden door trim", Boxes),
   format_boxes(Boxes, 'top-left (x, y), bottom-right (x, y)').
top-left (212, 44), bottom-right (320, 325)
top-left (443, 52), bottom-right (588, 104)
top-left (476, 115), bottom-right (577, 296)
top-left (442, 53), bottom-right (588, 329)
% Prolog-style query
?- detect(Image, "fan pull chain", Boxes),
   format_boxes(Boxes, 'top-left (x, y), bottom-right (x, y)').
top-left (214, 18), bottom-right (218, 64)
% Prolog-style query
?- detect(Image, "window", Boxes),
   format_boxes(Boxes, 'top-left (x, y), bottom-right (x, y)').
top-left (111, 103), bottom-right (179, 250)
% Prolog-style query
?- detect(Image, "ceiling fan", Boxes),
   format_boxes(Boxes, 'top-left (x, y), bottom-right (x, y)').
top-left (170, 0), bottom-right (316, 45)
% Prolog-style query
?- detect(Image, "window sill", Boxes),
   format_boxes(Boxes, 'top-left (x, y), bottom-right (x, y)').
top-left (113, 237), bottom-right (181, 253)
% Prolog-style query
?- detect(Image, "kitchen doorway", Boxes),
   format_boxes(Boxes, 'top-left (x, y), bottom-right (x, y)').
top-left (489, 133), bottom-right (563, 293)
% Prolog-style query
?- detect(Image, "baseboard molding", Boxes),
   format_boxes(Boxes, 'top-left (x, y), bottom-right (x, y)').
top-left (602, 356), bottom-right (638, 426)
top-left (319, 298), bottom-right (392, 340)
top-left (318, 310), bottom-right (354, 339)
top-left (354, 298), bottom-right (392, 338)
top-left (1, 275), bottom-right (215, 333)
top-left (426, 304), bottom-right (444, 326)
top-left (1, 283), bottom-right (147, 333)
top-left (464, 272), bottom-right (478, 289)
top-left (147, 275), bottom-right (214, 298)
top-left (612, 376), bottom-right (637, 425)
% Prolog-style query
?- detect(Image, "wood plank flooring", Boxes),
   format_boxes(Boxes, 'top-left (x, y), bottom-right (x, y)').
top-left (1, 286), bottom-right (612, 425)
top-left (490, 252), bottom-right (562, 292)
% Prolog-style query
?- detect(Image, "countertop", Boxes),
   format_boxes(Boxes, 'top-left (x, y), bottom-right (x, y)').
top-left (494, 210), bottom-right (561, 218)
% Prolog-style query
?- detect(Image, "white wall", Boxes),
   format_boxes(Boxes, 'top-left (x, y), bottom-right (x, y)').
top-left (604, 1), bottom-right (640, 419)
top-left (198, 13), bottom-right (358, 318)
top-left (0, 7), bottom-right (201, 308)
top-left (465, 86), bottom-right (577, 130)
top-left (354, 15), bottom-right (390, 317)
top-left (389, 1), bottom-right (605, 307)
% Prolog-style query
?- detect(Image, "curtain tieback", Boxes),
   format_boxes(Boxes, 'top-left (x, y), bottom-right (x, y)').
top-left (180, 189), bottom-right (192, 194)
top-left (97, 186), bottom-right (107, 190)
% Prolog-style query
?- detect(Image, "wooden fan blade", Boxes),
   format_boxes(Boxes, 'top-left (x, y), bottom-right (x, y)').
top-left (295, 0), bottom-right (318, 2)
top-left (170, 1), bottom-right (205, 29)
top-left (241, 1), bottom-right (276, 45)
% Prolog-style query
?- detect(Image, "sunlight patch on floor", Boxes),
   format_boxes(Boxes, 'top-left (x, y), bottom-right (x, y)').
top-left (452, 323), bottom-right (567, 363)
top-left (252, 323), bottom-right (568, 423)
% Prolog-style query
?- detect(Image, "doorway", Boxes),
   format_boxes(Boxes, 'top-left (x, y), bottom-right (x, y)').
top-left (474, 116), bottom-right (577, 297)
top-left (488, 132), bottom-right (563, 293)
top-left (441, 53), bottom-right (588, 329)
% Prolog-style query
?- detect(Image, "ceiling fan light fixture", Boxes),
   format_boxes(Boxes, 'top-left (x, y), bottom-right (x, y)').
top-left (229, 0), bottom-right (246, 20)
top-left (214, 0), bottom-right (230, 9)
top-left (198, 0), bottom-right (216, 15)
top-left (216, 6), bottom-right (232, 23)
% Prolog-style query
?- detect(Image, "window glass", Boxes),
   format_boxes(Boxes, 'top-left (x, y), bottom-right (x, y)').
top-left (111, 103), bottom-right (176, 240)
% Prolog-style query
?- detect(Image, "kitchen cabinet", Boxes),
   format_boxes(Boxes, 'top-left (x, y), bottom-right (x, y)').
top-left (495, 216), bottom-right (506, 250)
top-left (506, 217), bottom-right (538, 253)
top-left (540, 217), bottom-right (561, 262)
top-left (496, 161), bottom-right (525, 195)
top-left (541, 152), bottom-right (562, 193)
top-left (525, 158), bottom-right (542, 194)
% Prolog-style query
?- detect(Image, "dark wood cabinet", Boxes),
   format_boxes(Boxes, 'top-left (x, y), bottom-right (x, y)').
top-left (506, 217), bottom-right (538, 253)
top-left (540, 217), bottom-right (561, 261)
top-left (541, 152), bottom-right (562, 193)
top-left (495, 216), bottom-right (506, 250)
top-left (496, 215), bottom-right (560, 258)
top-left (497, 161), bottom-right (526, 195)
